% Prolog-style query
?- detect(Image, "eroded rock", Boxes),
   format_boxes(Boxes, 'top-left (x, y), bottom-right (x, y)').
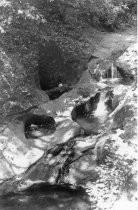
top-left (0, 49), bottom-right (49, 118)
top-left (0, 2), bottom-right (137, 207)
top-left (116, 43), bottom-right (137, 80)
top-left (71, 89), bottom-right (114, 134)
top-left (24, 114), bottom-right (56, 139)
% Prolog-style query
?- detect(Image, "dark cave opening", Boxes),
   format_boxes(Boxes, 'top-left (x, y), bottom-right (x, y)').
top-left (38, 41), bottom-right (73, 100)
top-left (38, 41), bottom-right (64, 91)
top-left (45, 84), bottom-right (73, 100)
top-left (24, 114), bottom-right (56, 139)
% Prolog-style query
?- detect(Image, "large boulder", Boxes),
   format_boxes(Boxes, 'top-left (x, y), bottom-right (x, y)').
top-left (116, 43), bottom-right (137, 80)
top-left (0, 48), bottom-right (49, 117)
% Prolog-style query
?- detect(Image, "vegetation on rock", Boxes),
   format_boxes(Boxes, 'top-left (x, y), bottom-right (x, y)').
top-left (0, 1), bottom-right (137, 210)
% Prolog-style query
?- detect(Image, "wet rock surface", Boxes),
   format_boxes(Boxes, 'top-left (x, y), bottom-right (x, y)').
top-left (71, 89), bottom-right (114, 134)
top-left (24, 114), bottom-right (56, 139)
top-left (0, 67), bottom-right (137, 210)
top-left (0, 2), bottom-right (137, 208)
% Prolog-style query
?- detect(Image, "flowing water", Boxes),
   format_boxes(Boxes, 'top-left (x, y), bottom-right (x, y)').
top-left (0, 25), bottom-right (136, 210)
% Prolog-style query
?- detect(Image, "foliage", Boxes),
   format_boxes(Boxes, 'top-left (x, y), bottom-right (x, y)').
top-left (46, 0), bottom-right (137, 30)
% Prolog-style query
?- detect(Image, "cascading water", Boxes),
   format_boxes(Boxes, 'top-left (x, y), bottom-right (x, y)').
top-left (99, 63), bottom-right (121, 87)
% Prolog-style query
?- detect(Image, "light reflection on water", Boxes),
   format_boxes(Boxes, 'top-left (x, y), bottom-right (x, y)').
top-left (101, 77), bottom-right (134, 87)
top-left (0, 183), bottom-right (92, 210)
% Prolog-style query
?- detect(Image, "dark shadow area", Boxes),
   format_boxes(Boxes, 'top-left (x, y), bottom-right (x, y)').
top-left (0, 183), bottom-right (91, 210)
top-left (71, 92), bottom-right (101, 122)
top-left (104, 68), bottom-right (112, 78)
top-left (117, 66), bottom-right (135, 80)
top-left (24, 114), bottom-right (56, 139)
top-left (38, 41), bottom-right (64, 90)
top-left (71, 90), bottom-right (114, 134)
top-left (38, 40), bottom-right (86, 99)
top-left (45, 84), bottom-right (72, 100)
top-left (88, 55), bottom-right (99, 63)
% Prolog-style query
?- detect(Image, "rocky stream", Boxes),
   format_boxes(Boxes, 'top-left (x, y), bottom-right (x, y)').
top-left (0, 7), bottom-right (137, 209)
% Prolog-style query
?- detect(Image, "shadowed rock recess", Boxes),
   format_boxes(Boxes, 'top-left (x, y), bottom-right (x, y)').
top-left (0, 0), bottom-right (137, 210)
top-left (71, 90), bottom-right (114, 134)
top-left (24, 114), bottom-right (56, 138)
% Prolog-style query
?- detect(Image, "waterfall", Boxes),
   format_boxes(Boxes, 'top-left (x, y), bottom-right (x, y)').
top-left (111, 63), bottom-right (118, 79)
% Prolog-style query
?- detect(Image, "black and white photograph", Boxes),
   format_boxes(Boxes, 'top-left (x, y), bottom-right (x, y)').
top-left (0, 0), bottom-right (137, 209)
